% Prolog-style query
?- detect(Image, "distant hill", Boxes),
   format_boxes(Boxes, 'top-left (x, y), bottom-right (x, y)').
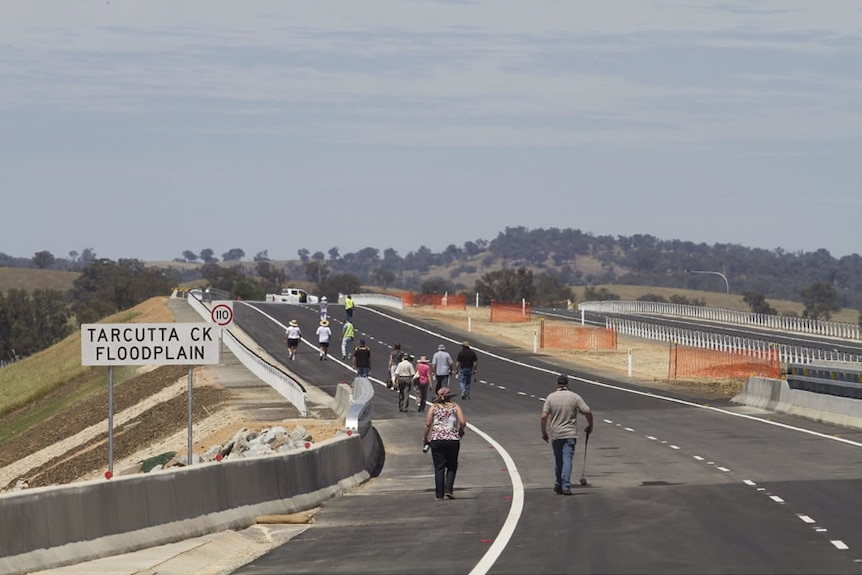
top-left (0, 267), bottom-right (79, 293)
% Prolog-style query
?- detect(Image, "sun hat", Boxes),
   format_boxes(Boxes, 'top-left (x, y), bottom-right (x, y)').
top-left (289, 319), bottom-right (298, 326)
top-left (461, 341), bottom-right (470, 347)
top-left (436, 387), bottom-right (453, 401)
top-left (320, 319), bottom-right (329, 326)
top-left (321, 296), bottom-right (327, 301)
top-left (418, 355), bottom-right (429, 363)
top-left (437, 344), bottom-right (446, 351)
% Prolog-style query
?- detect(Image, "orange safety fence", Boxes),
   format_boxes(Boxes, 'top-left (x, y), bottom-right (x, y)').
top-left (668, 345), bottom-right (780, 380)
top-left (490, 301), bottom-right (531, 323)
top-left (540, 322), bottom-right (618, 350)
top-left (396, 292), bottom-right (466, 310)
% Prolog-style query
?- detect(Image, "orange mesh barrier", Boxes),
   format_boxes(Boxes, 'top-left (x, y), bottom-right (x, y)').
top-left (668, 345), bottom-right (780, 380)
top-left (540, 322), bottom-right (617, 350)
top-left (434, 294), bottom-right (467, 310)
top-left (398, 292), bottom-right (414, 307)
top-left (490, 301), bottom-right (531, 323)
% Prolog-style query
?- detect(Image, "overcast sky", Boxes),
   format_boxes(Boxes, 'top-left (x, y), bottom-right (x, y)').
top-left (2, 1), bottom-right (860, 263)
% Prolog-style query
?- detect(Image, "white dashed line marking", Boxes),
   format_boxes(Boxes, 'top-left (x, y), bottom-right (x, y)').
top-left (693, 455), bottom-right (704, 461)
top-left (770, 496), bottom-right (785, 503)
top-left (816, 528), bottom-right (828, 533)
top-left (646, 436), bottom-right (658, 441)
top-left (743, 480), bottom-right (756, 486)
top-left (624, 427), bottom-right (635, 432)
top-left (516, 391), bottom-right (528, 396)
top-left (717, 466), bottom-right (730, 472)
top-left (669, 445), bottom-right (680, 450)
top-left (832, 540), bottom-right (849, 550)
top-left (798, 515), bottom-right (816, 524)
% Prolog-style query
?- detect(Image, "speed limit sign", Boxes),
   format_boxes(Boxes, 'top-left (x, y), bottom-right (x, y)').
top-left (211, 301), bottom-right (234, 327)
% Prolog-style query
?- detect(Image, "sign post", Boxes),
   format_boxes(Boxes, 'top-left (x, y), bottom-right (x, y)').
top-left (81, 323), bottom-right (222, 474)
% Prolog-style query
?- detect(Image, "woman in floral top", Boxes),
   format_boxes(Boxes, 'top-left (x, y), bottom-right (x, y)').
top-left (422, 387), bottom-right (467, 500)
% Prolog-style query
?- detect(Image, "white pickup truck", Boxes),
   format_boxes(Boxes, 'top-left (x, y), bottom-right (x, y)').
top-left (265, 287), bottom-right (319, 304)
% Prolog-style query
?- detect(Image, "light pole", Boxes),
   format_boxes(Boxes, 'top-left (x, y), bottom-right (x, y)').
top-left (685, 269), bottom-right (730, 309)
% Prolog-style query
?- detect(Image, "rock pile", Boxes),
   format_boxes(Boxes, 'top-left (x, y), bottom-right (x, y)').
top-left (133, 424), bottom-right (317, 474)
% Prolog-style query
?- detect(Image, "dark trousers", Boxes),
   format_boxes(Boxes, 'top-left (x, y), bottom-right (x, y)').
top-left (415, 382), bottom-right (430, 411)
top-left (430, 440), bottom-right (460, 499)
top-left (397, 377), bottom-right (412, 412)
top-left (434, 374), bottom-right (449, 394)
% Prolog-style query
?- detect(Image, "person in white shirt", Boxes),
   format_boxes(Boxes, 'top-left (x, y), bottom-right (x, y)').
top-left (316, 319), bottom-right (332, 361)
top-left (284, 319), bottom-right (302, 361)
top-left (319, 296), bottom-right (328, 321)
top-left (394, 354), bottom-right (416, 412)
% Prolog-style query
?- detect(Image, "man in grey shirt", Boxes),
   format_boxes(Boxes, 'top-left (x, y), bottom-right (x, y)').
top-left (431, 343), bottom-right (453, 394)
top-left (541, 374), bottom-right (594, 495)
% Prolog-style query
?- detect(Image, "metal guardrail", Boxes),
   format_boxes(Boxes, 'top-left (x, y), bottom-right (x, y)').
top-left (606, 316), bottom-right (862, 366)
top-left (786, 363), bottom-right (862, 398)
top-left (580, 300), bottom-right (861, 340)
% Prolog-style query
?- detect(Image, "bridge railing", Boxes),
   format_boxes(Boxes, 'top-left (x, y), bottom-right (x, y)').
top-left (580, 300), bottom-right (860, 340)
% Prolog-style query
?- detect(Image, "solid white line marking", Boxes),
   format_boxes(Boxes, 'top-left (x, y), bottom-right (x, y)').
top-left (798, 515), bottom-right (816, 524)
top-left (770, 495), bottom-right (785, 503)
top-left (832, 540), bottom-right (849, 550)
top-left (466, 425), bottom-right (523, 575)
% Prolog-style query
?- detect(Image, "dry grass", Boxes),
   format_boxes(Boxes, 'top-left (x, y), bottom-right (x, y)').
top-left (0, 297), bottom-right (175, 417)
top-left (0, 267), bottom-right (79, 293)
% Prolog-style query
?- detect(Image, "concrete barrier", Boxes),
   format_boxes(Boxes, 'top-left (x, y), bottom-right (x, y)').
top-left (0, 433), bottom-right (378, 575)
top-left (732, 376), bottom-right (862, 429)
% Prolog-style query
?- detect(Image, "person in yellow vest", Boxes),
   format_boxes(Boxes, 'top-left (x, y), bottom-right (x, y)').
top-left (341, 318), bottom-right (355, 360)
top-left (344, 294), bottom-right (355, 321)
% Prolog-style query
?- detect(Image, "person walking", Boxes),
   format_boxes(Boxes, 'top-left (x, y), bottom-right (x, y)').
top-left (341, 318), bottom-right (355, 360)
top-left (387, 343), bottom-right (403, 390)
top-left (316, 319), bottom-right (332, 361)
top-left (319, 296), bottom-right (328, 322)
top-left (394, 353), bottom-right (416, 412)
top-left (284, 319), bottom-right (302, 361)
top-left (414, 355), bottom-right (433, 412)
top-left (540, 374), bottom-right (594, 496)
top-left (422, 387), bottom-right (467, 500)
top-left (454, 341), bottom-right (478, 400)
top-left (431, 343), bottom-right (453, 394)
top-left (344, 294), bottom-right (355, 321)
top-left (353, 338), bottom-right (372, 378)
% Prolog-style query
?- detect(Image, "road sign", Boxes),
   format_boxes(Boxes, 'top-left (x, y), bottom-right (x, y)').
top-left (81, 323), bottom-right (221, 366)
top-left (211, 301), bottom-right (234, 327)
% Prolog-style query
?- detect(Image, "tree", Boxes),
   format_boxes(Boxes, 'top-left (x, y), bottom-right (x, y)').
top-left (297, 248), bottom-right (310, 263)
top-left (323, 274), bottom-right (361, 299)
top-left (0, 289), bottom-right (71, 362)
top-left (199, 249), bottom-right (218, 264)
top-left (32, 251), bottom-right (55, 270)
top-left (222, 248), bottom-right (245, 262)
top-left (304, 261), bottom-right (330, 286)
top-left (182, 250), bottom-right (199, 263)
top-left (253, 250), bottom-right (270, 262)
top-left (743, 290), bottom-right (777, 315)
top-left (583, 286), bottom-right (621, 301)
top-left (371, 267), bottom-right (396, 289)
top-left (421, 277), bottom-right (455, 295)
top-left (533, 272), bottom-right (573, 305)
top-left (801, 282), bottom-right (840, 320)
top-left (328, 247), bottom-right (340, 262)
top-left (255, 261), bottom-right (287, 294)
top-left (474, 267), bottom-right (535, 304)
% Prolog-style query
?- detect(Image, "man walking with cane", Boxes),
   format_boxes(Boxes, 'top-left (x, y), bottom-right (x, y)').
top-left (540, 374), bottom-right (593, 495)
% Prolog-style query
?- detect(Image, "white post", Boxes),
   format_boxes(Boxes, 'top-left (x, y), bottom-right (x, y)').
top-left (628, 348), bottom-right (633, 377)
top-left (522, 298), bottom-right (526, 315)
top-left (468, 313), bottom-right (472, 332)
top-left (580, 308), bottom-right (585, 326)
top-left (475, 293), bottom-right (479, 308)
top-left (533, 331), bottom-right (538, 353)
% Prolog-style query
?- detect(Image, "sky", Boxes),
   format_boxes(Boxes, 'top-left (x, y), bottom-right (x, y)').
top-left (2, 1), bottom-right (861, 263)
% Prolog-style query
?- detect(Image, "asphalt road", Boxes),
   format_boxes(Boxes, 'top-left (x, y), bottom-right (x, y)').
top-left (228, 302), bottom-right (862, 574)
